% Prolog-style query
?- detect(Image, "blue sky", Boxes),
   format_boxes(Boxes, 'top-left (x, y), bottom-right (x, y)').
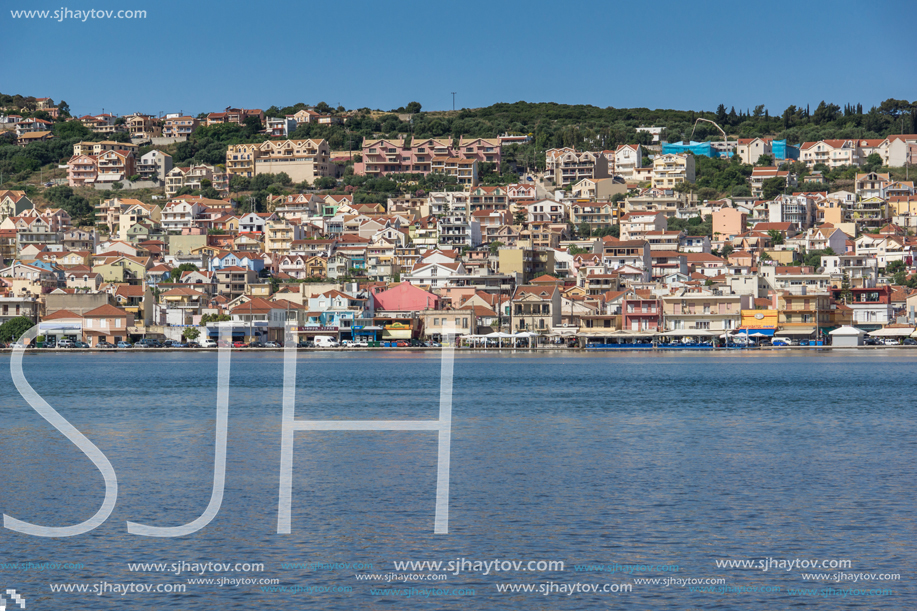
top-left (5, 0), bottom-right (915, 117)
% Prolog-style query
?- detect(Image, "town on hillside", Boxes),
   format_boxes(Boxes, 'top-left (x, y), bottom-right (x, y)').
top-left (1, 95), bottom-right (916, 348)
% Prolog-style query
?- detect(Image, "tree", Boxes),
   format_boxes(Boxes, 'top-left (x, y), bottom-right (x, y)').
top-left (405, 101), bottom-right (422, 113)
top-left (887, 260), bottom-right (905, 274)
top-left (169, 263), bottom-right (199, 282)
top-left (513, 211), bottom-right (527, 225)
top-left (315, 102), bottom-right (331, 114)
top-left (0, 316), bottom-right (33, 342)
top-left (578, 222), bottom-right (591, 238)
top-left (755, 154), bottom-right (774, 167)
top-left (183, 327), bottom-right (200, 341)
top-left (200, 313), bottom-right (231, 325)
top-left (243, 115), bottom-right (262, 134)
top-left (720, 244), bottom-right (734, 258)
top-left (57, 100), bottom-right (71, 117)
top-left (762, 176), bottom-right (786, 200)
top-left (488, 241), bottom-right (503, 255)
top-left (863, 153), bottom-right (883, 173)
top-left (766, 229), bottom-right (785, 246)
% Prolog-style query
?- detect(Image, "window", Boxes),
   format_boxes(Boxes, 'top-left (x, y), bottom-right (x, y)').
top-left (434, 318), bottom-right (439, 326)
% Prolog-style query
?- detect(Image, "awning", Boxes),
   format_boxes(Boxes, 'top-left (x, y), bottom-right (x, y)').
top-left (775, 327), bottom-right (816, 336)
top-left (868, 327), bottom-right (915, 337)
top-left (660, 330), bottom-right (718, 336)
top-left (736, 327), bottom-right (776, 336)
top-left (96, 172), bottom-right (124, 181)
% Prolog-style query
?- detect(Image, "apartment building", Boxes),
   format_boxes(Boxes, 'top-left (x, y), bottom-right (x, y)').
top-left (607, 144), bottom-right (643, 178)
top-left (67, 154), bottom-right (99, 187)
top-left (438, 215), bottom-right (482, 248)
top-left (800, 139), bottom-right (858, 168)
top-left (651, 154), bottom-right (695, 189)
top-left (619, 211), bottom-right (666, 241)
top-left (124, 113), bottom-right (162, 139)
top-left (161, 199), bottom-right (203, 232)
top-left (430, 157), bottom-right (477, 185)
top-left (80, 113), bottom-right (119, 135)
top-left (768, 195), bottom-right (815, 228)
top-left (206, 107), bottom-right (265, 126)
top-left (264, 219), bottom-right (305, 255)
top-left (73, 140), bottom-right (139, 157)
top-left (96, 150), bottom-right (136, 182)
top-left (354, 138), bottom-right (441, 175)
top-left (162, 116), bottom-right (199, 138)
top-left (571, 203), bottom-right (616, 232)
top-left (214, 266), bottom-right (258, 301)
top-left (525, 199), bottom-right (566, 224)
top-left (734, 138), bottom-right (774, 165)
top-left (749, 167), bottom-right (791, 198)
top-left (544, 148), bottom-right (608, 187)
top-left (571, 177), bottom-right (626, 200)
top-left (165, 164), bottom-right (228, 197)
top-left (662, 291), bottom-right (751, 332)
top-left (602, 239), bottom-right (651, 274)
top-left (469, 186), bottom-right (509, 214)
top-left (457, 138), bottom-right (501, 168)
top-left (855, 172), bottom-right (890, 199)
top-left (137, 150), bottom-right (173, 182)
top-left (226, 139), bottom-right (332, 183)
top-left (265, 116), bottom-right (297, 138)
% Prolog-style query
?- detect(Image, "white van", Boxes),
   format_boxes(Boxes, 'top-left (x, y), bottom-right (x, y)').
top-left (314, 336), bottom-right (340, 348)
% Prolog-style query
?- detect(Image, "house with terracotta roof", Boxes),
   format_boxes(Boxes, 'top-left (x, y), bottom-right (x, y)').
top-left (512, 284), bottom-right (562, 333)
top-left (370, 281), bottom-right (440, 312)
top-left (81, 304), bottom-right (133, 346)
top-left (855, 172), bottom-right (891, 199)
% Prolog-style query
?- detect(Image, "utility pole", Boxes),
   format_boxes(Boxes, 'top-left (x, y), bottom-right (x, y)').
top-left (451, 92), bottom-right (457, 111)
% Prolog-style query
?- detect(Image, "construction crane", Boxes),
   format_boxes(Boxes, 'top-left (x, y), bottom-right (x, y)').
top-left (690, 118), bottom-right (728, 144)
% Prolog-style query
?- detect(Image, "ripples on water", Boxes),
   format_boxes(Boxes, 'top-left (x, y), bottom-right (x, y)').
top-left (0, 351), bottom-right (914, 609)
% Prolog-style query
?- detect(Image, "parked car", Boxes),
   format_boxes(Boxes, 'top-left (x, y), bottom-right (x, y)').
top-left (136, 339), bottom-right (162, 348)
top-left (10, 341), bottom-right (27, 349)
top-left (200, 339), bottom-right (218, 348)
top-left (395, 340), bottom-right (409, 347)
top-left (73, 341), bottom-right (90, 348)
top-left (116, 341), bottom-right (132, 348)
top-left (172, 342), bottom-right (188, 348)
top-left (297, 340), bottom-right (314, 348)
top-left (864, 336), bottom-right (881, 346)
top-left (0, 342), bottom-right (6, 349)
top-left (57, 339), bottom-right (75, 349)
top-left (904, 338), bottom-right (917, 346)
top-left (232, 341), bottom-right (246, 348)
top-left (883, 338), bottom-right (900, 346)
top-left (264, 341), bottom-right (282, 348)
top-left (248, 341), bottom-right (264, 348)
top-left (349, 340), bottom-right (369, 348)
top-left (98, 341), bottom-right (115, 348)
top-left (187, 341), bottom-right (201, 348)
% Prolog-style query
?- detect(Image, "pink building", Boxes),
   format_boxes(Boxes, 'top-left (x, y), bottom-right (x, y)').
top-left (354, 137), bottom-right (500, 176)
top-left (371, 281), bottom-right (440, 311)
top-left (68, 154), bottom-right (98, 187)
top-left (622, 295), bottom-right (662, 332)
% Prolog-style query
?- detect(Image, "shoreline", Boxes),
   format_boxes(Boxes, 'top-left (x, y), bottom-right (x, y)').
top-left (1, 345), bottom-right (915, 354)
